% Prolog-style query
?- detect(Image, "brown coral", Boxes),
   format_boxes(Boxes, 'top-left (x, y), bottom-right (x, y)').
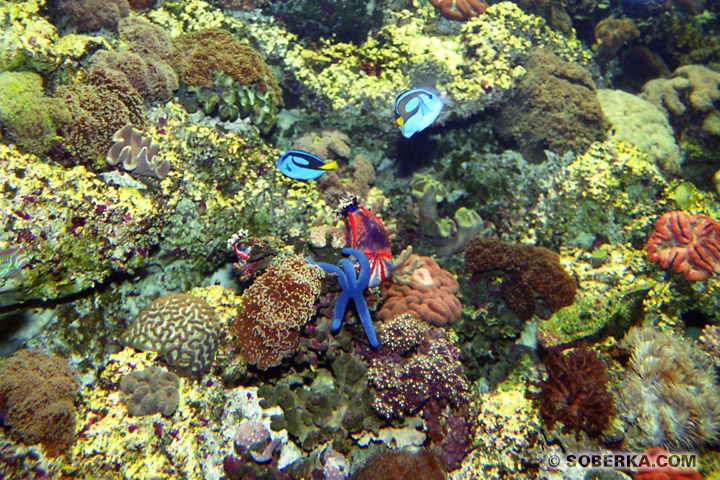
top-left (170, 28), bottom-right (281, 105)
top-left (378, 254), bottom-right (462, 327)
top-left (594, 17), bottom-right (639, 61)
top-left (121, 293), bottom-right (220, 378)
top-left (0, 349), bottom-right (80, 455)
top-left (234, 255), bottom-right (323, 369)
top-left (58, 0), bottom-right (130, 32)
top-left (495, 48), bottom-right (608, 163)
top-left (534, 347), bottom-right (612, 439)
top-left (464, 237), bottom-right (576, 319)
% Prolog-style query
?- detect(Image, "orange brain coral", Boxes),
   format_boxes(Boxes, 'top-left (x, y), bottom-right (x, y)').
top-left (235, 255), bottom-right (323, 369)
top-left (378, 254), bottom-right (462, 326)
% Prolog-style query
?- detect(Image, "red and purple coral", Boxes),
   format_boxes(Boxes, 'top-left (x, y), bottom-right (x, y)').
top-left (646, 210), bottom-right (720, 281)
top-left (534, 347), bottom-right (613, 439)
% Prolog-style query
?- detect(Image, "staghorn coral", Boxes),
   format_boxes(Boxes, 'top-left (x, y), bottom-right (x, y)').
top-left (430, 0), bottom-right (489, 21)
top-left (0, 349), bottom-right (80, 455)
top-left (120, 366), bottom-right (180, 417)
top-left (107, 123), bottom-right (170, 179)
top-left (234, 255), bottom-right (323, 369)
top-left (121, 293), bottom-right (220, 378)
top-left (645, 210), bottom-right (720, 281)
top-left (617, 326), bottom-right (720, 450)
top-left (57, 0), bottom-right (130, 32)
top-left (464, 237), bottom-right (576, 319)
top-left (366, 314), bottom-right (471, 419)
top-left (0, 71), bottom-right (71, 155)
top-left (534, 347), bottom-right (613, 439)
top-left (495, 48), bottom-right (608, 163)
top-left (379, 254), bottom-right (462, 327)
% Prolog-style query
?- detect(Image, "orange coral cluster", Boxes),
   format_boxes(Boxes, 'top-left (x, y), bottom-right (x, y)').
top-left (378, 254), bottom-right (462, 327)
top-left (429, 0), bottom-right (488, 20)
top-left (234, 255), bottom-right (323, 369)
top-left (0, 349), bottom-right (80, 455)
top-left (464, 238), bottom-right (576, 319)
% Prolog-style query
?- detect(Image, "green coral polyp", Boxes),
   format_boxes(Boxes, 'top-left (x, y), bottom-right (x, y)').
top-left (182, 72), bottom-right (278, 132)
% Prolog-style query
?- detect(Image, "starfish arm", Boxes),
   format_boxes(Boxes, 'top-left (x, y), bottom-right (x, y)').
top-left (342, 248), bottom-right (371, 290)
top-left (354, 297), bottom-right (378, 348)
top-left (332, 291), bottom-right (350, 332)
top-left (306, 257), bottom-right (349, 290)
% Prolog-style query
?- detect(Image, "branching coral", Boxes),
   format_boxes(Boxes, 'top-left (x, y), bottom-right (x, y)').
top-left (0, 349), bottom-right (80, 455)
top-left (366, 314), bottom-right (471, 419)
top-left (379, 254), bottom-right (462, 327)
top-left (464, 237), bottom-right (576, 319)
top-left (234, 255), bottom-right (323, 369)
top-left (122, 293), bottom-right (220, 378)
top-left (534, 347), bottom-right (613, 439)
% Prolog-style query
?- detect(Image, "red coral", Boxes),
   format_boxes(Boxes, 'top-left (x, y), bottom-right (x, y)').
top-left (534, 347), bottom-right (613, 439)
top-left (429, 0), bottom-right (488, 21)
top-left (634, 447), bottom-right (701, 480)
top-left (646, 210), bottom-right (720, 281)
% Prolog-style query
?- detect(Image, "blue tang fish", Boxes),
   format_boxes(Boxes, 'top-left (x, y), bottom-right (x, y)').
top-left (276, 150), bottom-right (338, 181)
top-left (395, 87), bottom-right (444, 138)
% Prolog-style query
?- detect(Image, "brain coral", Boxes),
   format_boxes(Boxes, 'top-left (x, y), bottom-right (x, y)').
top-left (121, 293), bottom-right (220, 378)
top-left (464, 237), bottom-right (576, 319)
top-left (234, 255), bottom-right (323, 369)
top-left (0, 349), bottom-right (80, 455)
top-left (120, 366), bottom-right (180, 417)
top-left (378, 254), bottom-right (462, 326)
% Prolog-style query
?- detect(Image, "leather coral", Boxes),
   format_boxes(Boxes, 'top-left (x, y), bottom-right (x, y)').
top-left (378, 254), bottom-right (462, 326)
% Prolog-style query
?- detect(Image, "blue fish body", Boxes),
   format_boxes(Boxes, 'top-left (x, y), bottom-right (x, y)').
top-left (395, 87), bottom-right (444, 138)
top-left (276, 150), bottom-right (338, 180)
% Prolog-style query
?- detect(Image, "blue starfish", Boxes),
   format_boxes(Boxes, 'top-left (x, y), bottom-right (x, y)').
top-left (307, 248), bottom-right (378, 348)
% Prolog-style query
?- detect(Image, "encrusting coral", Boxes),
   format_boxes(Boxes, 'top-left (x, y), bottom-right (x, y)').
top-left (464, 237), bottom-right (577, 319)
top-left (379, 254), bottom-right (462, 327)
top-left (234, 255), bottom-right (323, 369)
top-left (107, 123), bottom-right (170, 179)
top-left (121, 293), bottom-right (220, 378)
top-left (350, 448), bottom-right (448, 480)
top-left (0, 349), bottom-right (80, 455)
top-left (120, 366), bottom-right (180, 417)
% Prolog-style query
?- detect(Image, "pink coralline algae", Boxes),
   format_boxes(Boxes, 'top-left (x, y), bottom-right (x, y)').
top-left (646, 210), bottom-right (720, 281)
